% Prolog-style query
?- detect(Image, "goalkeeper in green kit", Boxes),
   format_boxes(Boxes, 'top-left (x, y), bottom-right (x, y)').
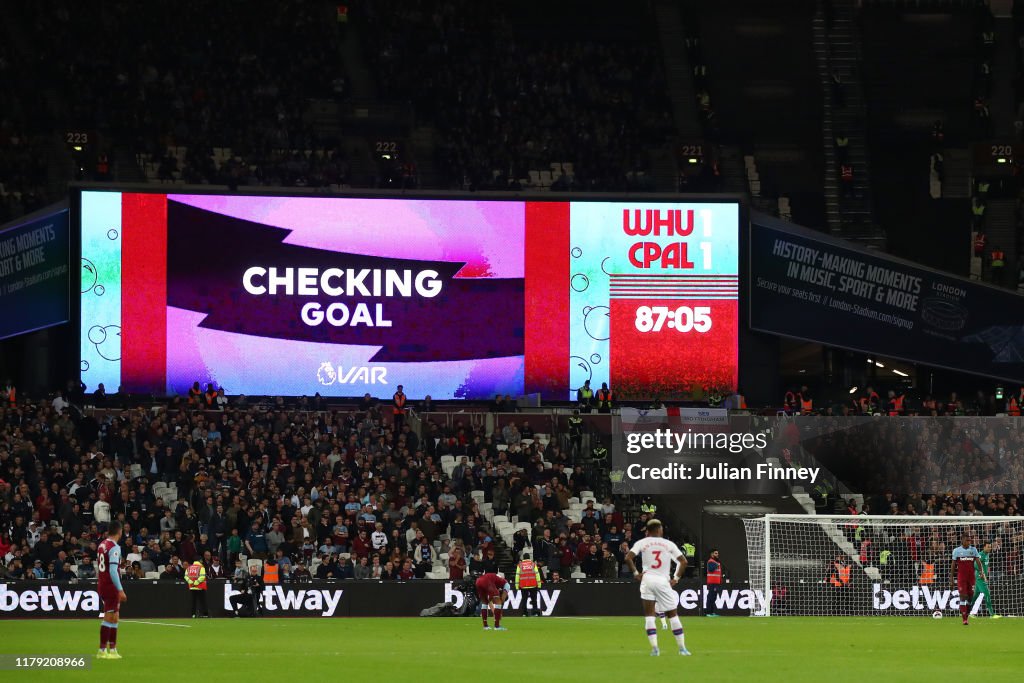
top-left (975, 542), bottom-right (1000, 618)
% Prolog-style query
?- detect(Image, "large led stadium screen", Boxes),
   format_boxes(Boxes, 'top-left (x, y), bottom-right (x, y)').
top-left (77, 191), bottom-right (739, 399)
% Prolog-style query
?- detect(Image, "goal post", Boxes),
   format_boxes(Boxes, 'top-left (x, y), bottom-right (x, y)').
top-left (742, 514), bottom-right (1024, 617)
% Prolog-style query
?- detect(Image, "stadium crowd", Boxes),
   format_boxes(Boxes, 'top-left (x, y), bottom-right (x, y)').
top-left (837, 498), bottom-right (1024, 585)
top-left (791, 415), bottom-right (1024, 496)
top-left (0, 0), bottom-right (678, 228)
top-left (0, 385), bottom-right (643, 584)
top-left (358, 0), bottom-right (671, 191)
top-left (0, 33), bottom-right (52, 224)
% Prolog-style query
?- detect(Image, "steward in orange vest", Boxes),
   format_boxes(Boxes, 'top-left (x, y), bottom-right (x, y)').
top-left (797, 386), bottom-right (813, 413)
top-left (829, 558), bottom-right (852, 588)
top-left (596, 383), bottom-right (613, 413)
top-left (263, 560), bottom-right (280, 585)
top-left (887, 390), bottom-right (904, 416)
top-left (515, 555), bottom-right (543, 616)
top-left (185, 560), bottom-right (209, 617)
top-left (392, 385), bottom-right (407, 429)
top-left (1008, 396), bottom-right (1020, 416)
top-left (858, 389), bottom-right (880, 414)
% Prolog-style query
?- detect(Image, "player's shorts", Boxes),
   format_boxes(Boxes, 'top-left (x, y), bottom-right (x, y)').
top-left (99, 587), bottom-right (121, 614)
top-left (475, 581), bottom-right (499, 603)
top-left (640, 575), bottom-right (679, 613)
top-left (957, 581), bottom-right (974, 599)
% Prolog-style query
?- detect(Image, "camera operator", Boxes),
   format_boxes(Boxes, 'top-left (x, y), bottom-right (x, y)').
top-left (230, 565), bottom-right (265, 617)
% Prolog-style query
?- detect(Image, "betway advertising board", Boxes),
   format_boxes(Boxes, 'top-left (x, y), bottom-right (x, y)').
top-left (750, 217), bottom-right (1024, 382)
top-left (4, 581), bottom-right (1016, 618)
top-left (0, 580), bottom-right (769, 618)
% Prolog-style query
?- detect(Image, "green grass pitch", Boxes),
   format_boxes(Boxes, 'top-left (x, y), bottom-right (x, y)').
top-left (2, 616), bottom-right (1020, 681)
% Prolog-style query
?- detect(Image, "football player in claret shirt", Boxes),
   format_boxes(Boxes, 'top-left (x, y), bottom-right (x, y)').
top-left (96, 520), bottom-right (127, 659)
top-left (475, 572), bottom-right (509, 631)
top-left (950, 533), bottom-right (987, 626)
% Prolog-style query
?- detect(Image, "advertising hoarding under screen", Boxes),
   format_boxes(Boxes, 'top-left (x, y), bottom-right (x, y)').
top-left (78, 191), bottom-right (739, 399)
top-left (750, 216), bottom-right (1024, 382)
top-left (0, 208), bottom-right (70, 340)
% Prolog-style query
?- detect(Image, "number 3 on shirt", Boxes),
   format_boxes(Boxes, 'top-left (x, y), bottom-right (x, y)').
top-left (650, 550), bottom-right (662, 569)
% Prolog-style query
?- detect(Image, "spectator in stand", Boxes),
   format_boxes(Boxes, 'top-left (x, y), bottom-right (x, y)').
top-left (245, 521), bottom-right (268, 560)
top-left (502, 421), bottom-right (521, 447)
top-left (479, 548), bottom-right (499, 574)
top-left (353, 556), bottom-right (371, 580)
top-left (77, 555), bottom-right (96, 580)
top-left (159, 556), bottom-right (182, 581)
top-left (0, 383), bottom-right (693, 597)
top-left (449, 546), bottom-right (467, 580)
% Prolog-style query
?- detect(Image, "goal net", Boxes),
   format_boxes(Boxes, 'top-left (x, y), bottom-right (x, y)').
top-left (742, 514), bottom-right (1024, 617)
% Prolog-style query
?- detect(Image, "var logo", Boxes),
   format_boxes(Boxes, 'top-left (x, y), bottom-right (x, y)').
top-left (443, 582), bottom-right (562, 616)
top-left (317, 363), bottom-right (387, 386)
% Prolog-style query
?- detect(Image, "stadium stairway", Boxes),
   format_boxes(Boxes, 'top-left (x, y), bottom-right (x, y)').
top-left (984, 199), bottom-right (1018, 283)
top-left (113, 148), bottom-right (146, 184)
top-left (694, 0), bottom-right (824, 219)
top-left (989, 12), bottom-right (1017, 138)
top-left (339, 14), bottom-right (377, 101)
top-left (861, 6), bottom-right (977, 266)
top-left (814, 0), bottom-right (878, 240)
top-left (653, 0), bottom-right (702, 140)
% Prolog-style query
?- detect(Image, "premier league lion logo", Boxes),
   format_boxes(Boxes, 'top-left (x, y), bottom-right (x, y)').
top-left (317, 362), bottom-right (337, 386)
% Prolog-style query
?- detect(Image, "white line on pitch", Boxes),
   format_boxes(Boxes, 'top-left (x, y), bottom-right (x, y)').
top-left (122, 620), bottom-right (192, 628)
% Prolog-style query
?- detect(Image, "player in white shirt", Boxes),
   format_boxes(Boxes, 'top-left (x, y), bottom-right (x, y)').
top-left (623, 519), bottom-right (691, 656)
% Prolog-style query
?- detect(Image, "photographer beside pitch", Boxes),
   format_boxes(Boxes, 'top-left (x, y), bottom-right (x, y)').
top-left (230, 565), bottom-right (266, 617)
top-left (624, 519), bottom-right (691, 657)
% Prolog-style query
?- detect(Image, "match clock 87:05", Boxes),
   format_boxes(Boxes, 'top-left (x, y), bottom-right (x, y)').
top-left (634, 305), bottom-right (712, 333)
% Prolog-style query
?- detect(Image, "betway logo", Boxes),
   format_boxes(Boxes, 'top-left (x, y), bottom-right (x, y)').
top-left (685, 587), bottom-right (772, 613)
top-left (444, 583), bottom-right (562, 616)
top-left (224, 585), bottom-right (344, 617)
top-left (872, 583), bottom-right (984, 615)
top-left (0, 583), bottom-right (101, 612)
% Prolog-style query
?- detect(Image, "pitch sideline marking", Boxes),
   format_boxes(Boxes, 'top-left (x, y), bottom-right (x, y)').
top-left (122, 620), bottom-right (192, 628)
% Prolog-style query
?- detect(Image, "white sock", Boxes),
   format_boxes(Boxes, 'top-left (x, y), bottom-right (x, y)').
top-left (669, 616), bottom-right (686, 649)
top-left (645, 616), bottom-right (658, 648)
